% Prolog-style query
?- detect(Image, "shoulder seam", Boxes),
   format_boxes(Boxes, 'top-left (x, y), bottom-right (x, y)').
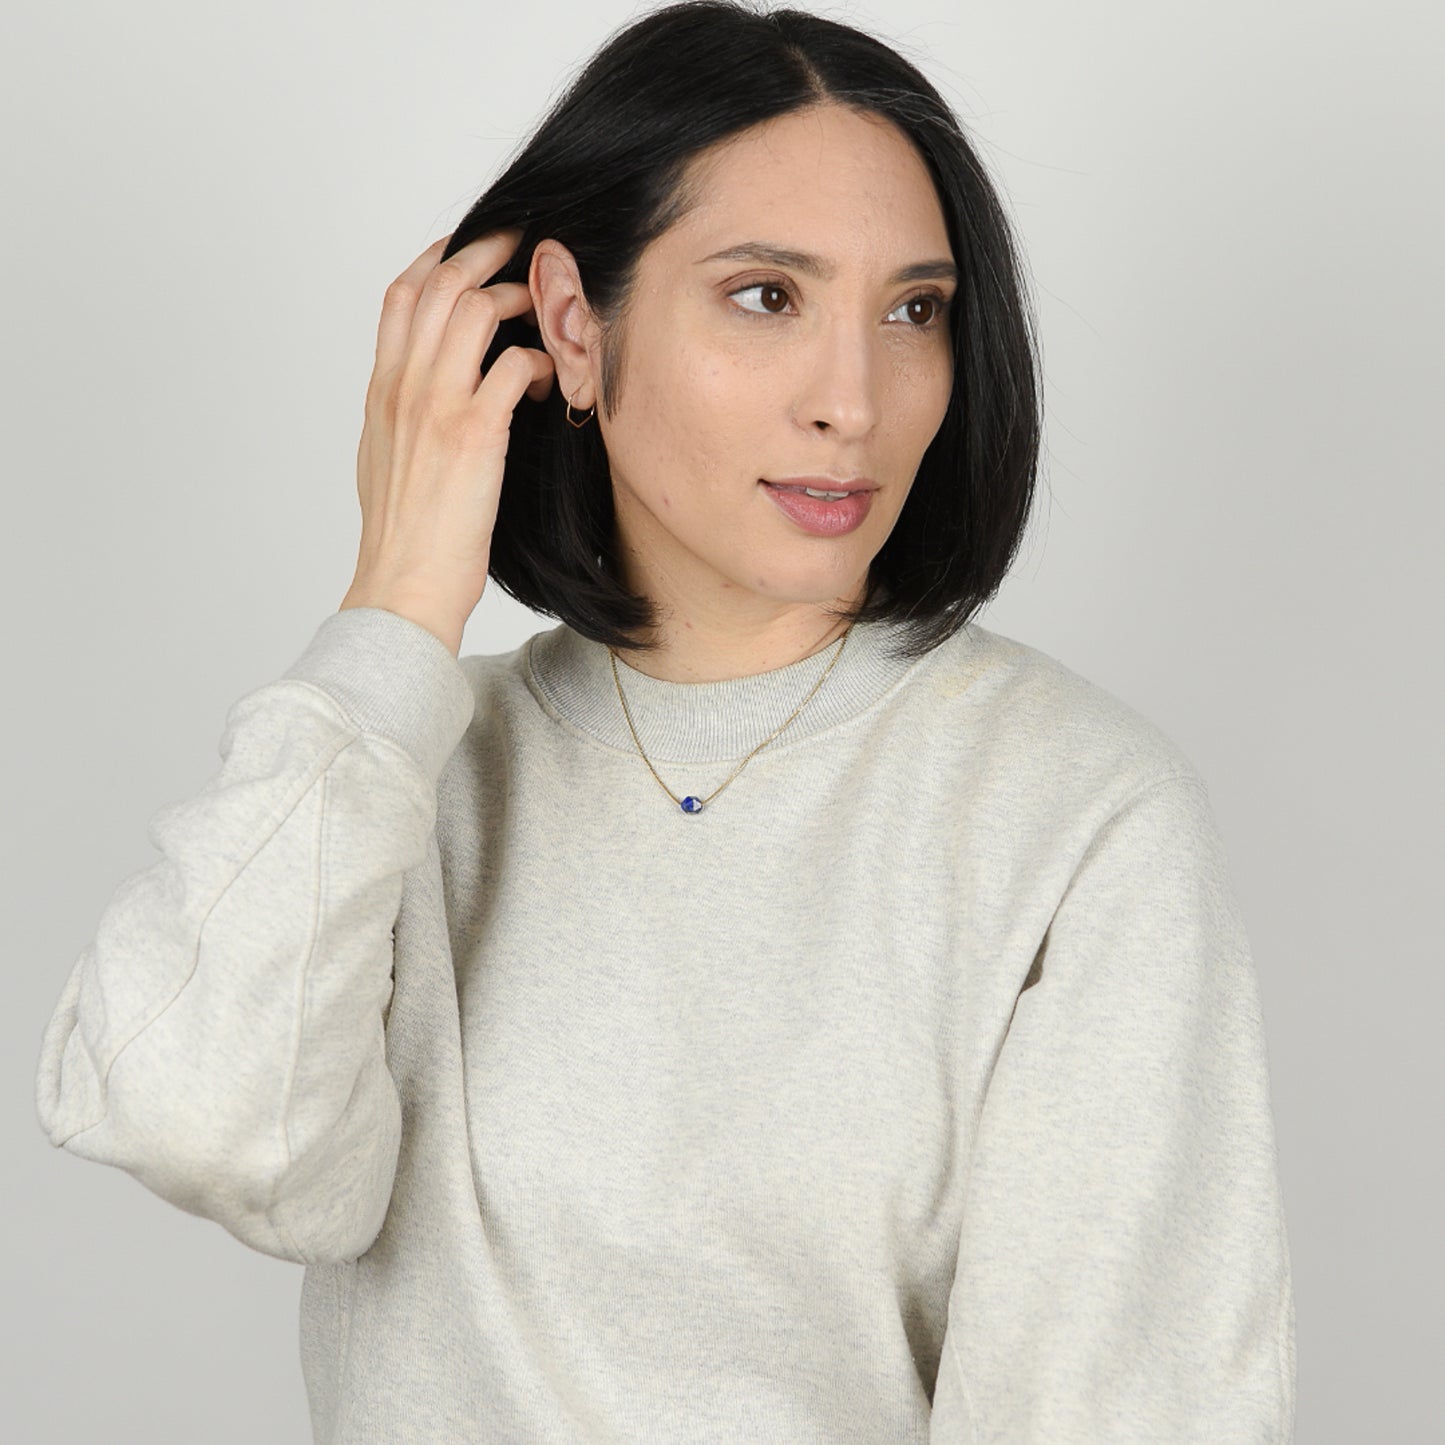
top-left (1114, 767), bottom-right (1207, 816)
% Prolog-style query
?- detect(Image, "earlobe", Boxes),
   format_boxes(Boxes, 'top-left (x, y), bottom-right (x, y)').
top-left (529, 239), bottom-right (598, 409)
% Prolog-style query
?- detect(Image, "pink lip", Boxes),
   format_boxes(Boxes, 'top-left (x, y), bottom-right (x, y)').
top-left (760, 479), bottom-right (875, 537)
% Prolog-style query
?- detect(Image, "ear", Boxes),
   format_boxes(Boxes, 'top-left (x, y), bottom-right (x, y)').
top-left (528, 239), bottom-right (602, 413)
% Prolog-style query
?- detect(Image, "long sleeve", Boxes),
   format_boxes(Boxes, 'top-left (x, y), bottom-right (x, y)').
top-left (33, 606), bottom-right (475, 1266)
top-left (929, 770), bottom-right (1297, 1443)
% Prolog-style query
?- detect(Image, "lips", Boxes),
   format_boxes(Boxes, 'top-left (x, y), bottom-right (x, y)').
top-left (762, 476), bottom-right (877, 494)
top-left (760, 479), bottom-right (875, 536)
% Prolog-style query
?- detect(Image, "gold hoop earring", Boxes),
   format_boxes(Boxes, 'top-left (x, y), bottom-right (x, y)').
top-left (566, 388), bottom-right (596, 428)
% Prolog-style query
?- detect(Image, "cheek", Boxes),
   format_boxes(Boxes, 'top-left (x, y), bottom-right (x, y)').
top-left (609, 344), bottom-right (763, 510)
top-left (893, 351), bottom-right (953, 447)
top-left (930, 346), bottom-right (955, 410)
top-left (665, 352), bottom-right (768, 474)
top-left (923, 378), bottom-right (953, 442)
top-left (686, 345), bottom-right (772, 411)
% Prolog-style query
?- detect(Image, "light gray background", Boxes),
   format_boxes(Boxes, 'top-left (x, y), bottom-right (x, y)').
top-left (3, 1), bottom-right (1439, 1440)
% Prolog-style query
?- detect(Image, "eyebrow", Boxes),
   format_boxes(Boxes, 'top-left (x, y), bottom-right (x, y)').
top-left (697, 241), bottom-right (960, 286)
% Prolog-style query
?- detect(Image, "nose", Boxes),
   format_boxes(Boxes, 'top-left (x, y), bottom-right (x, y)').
top-left (791, 318), bottom-right (880, 440)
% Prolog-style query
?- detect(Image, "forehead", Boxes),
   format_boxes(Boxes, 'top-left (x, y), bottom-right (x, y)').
top-left (661, 104), bottom-right (952, 261)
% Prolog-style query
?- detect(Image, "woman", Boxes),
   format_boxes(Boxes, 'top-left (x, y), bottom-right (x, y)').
top-left (34, 3), bottom-right (1296, 1440)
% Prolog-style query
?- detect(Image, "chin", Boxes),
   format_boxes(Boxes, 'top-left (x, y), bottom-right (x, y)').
top-left (725, 547), bottom-right (875, 606)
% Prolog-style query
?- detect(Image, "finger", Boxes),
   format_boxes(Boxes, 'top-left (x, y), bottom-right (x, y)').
top-left (522, 350), bottom-right (557, 403)
top-left (403, 226), bottom-right (528, 374)
top-left (373, 232), bottom-right (453, 375)
top-left (473, 346), bottom-right (557, 427)
top-left (438, 224), bottom-right (525, 279)
top-left (433, 281), bottom-right (540, 398)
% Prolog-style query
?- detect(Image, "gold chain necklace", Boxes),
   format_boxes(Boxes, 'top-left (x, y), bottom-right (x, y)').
top-left (607, 622), bottom-right (855, 815)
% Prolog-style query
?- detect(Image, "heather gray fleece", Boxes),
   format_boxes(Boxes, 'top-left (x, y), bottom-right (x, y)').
top-left (35, 604), bottom-right (1296, 1443)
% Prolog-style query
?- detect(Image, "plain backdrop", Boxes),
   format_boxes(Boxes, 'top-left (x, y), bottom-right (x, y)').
top-left (3, 1), bottom-right (1440, 1440)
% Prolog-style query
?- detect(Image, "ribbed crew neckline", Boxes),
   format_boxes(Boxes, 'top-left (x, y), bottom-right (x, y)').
top-left (525, 611), bottom-right (933, 764)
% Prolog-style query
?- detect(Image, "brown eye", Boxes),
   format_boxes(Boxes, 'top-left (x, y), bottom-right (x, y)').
top-left (887, 293), bottom-right (949, 329)
top-left (729, 282), bottom-right (796, 318)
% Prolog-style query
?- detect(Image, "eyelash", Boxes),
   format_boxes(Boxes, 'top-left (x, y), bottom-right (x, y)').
top-left (727, 277), bottom-right (951, 331)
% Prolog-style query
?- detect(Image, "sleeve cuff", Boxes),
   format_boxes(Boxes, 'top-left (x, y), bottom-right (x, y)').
top-left (279, 607), bottom-right (477, 783)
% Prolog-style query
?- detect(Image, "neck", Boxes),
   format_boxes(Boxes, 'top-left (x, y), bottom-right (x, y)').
top-left (608, 589), bottom-right (865, 684)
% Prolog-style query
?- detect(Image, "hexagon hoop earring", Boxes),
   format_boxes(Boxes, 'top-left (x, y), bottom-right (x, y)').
top-left (566, 388), bottom-right (596, 428)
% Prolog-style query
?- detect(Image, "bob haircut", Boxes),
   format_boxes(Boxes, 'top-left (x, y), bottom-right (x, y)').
top-left (440, 0), bottom-right (1042, 662)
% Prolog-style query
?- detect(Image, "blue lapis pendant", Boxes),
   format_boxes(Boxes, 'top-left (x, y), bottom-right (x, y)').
top-left (680, 795), bottom-right (704, 814)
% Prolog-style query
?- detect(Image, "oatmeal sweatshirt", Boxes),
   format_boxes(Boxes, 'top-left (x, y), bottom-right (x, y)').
top-left (34, 604), bottom-right (1296, 1443)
